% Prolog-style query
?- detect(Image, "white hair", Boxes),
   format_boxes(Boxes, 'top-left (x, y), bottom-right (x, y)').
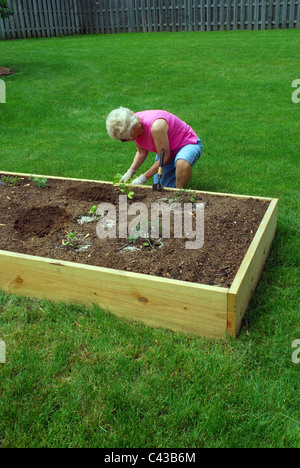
top-left (106, 107), bottom-right (140, 140)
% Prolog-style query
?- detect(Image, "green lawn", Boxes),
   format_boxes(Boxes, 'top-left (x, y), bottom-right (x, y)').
top-left (0, 29), bottom-right (299, 448)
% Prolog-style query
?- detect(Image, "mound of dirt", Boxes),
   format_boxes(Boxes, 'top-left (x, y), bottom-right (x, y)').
top-left (0, 67), bottom-right (13, 76)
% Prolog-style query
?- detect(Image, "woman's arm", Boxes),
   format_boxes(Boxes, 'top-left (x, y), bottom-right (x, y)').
top-left (144, 119), bottom-right (170, 180)
top-left (130, 144), bottom-right (149, 172)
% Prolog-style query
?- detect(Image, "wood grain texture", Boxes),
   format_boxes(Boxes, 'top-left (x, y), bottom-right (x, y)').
top-left (0, 250), bottom-right (228, 338)
top-left (227, 199), bottom-right (278, 337)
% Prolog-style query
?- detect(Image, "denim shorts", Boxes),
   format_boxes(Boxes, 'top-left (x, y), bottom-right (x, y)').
top-left (153, 138), bottom-right (203, 188)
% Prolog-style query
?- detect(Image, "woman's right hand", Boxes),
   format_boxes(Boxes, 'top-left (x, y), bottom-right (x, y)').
top-left (120, 168), bottom-right (136, 183)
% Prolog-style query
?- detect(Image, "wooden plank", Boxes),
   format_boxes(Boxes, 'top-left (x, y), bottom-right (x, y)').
top-left (35, 0), bottom-right (45, 37)
top-left (127, 0), bottom-right (134, 32)
top-left (15, 0), bottom-right (26, 38)
top-left (207, 0), bottom-right (211, 31)
top-left (54, 0), bottom-right (63, 35)
top-left (254, 0), bottom-right (259, 29)
top-left (152, 0), bottom-right (158, 32)
top-left (233, 0), bottom-right (238, 30)
top-left (219, 0), bottom-right (224, 30)
top-left (281, 0), bottom-right (287, 29)
top-left (66, 0), bottom-right (74, 35)
top-left (120, 0), bottom-right (127, 33)
top-left (72, 0), bottom-right (82, 33)
top-left (0, 0), bottom-right (14, 38)
top-left (166, 0), bottom-right (172, 32)
top-left (61, 0), bottom-right (69, 35)
top-left (261, 0), bottom-right (266, 30)
top-left (28, 0), bottom-right (37, 37)
top-left (226, 0), bottom-right (231, 30)
top-left (42, 0), bottom-right (51, 37)
top-left (186, 0), bottom-right (192, 31)
top-left (240, 0), bottom-right (246, 30)
top-left (25, 0), bottom-right (36, 38)
top-left (274, 0), bottom-right (280, 29)
top-left (289, 0), bottom-right (295, 28)
top-left (51, 0), bottom-right (60, 36)
top-left (193, 0), bottom-right (200, 31)
top-left (267, 0), bottom-right (273, 29)
top-left (247, 0), bottom-right (253, 30)
top-left (0, 170), bottom-right (275, 202)
top-left (213, 0), bottom-right (218, 31)
top-left (0, 17), bottom-right (5, 40)
top-left (65, 0), bottom-right (73, 35)
top-left (159, 0), bottom-right (165, 31)
top-left (228, 198), bottom-right (278, 337)
top-left (0, 250), bottom-right (228, 338)
top-left (31, 0), bottom-right (41, 38)
top-left (145, 0), bottom-right (151, 32)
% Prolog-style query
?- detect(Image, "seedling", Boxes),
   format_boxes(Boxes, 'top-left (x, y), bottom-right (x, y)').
top-left (113, 173), bottom-right (135, 199)
top-left (142, 239), bottom-right (163, 250)
top-left (127, 235), bottom-right (137, 244)
top-left (1, 175), bottom-right (21, 186)
top-left (31, 177), bottom-right (47, 188)
top-left (88, 205), bottom-right (98, 219)
top-left (171, 188), bottom-right (196, 205)
top-left (64, 232), bottom-right (80, 250)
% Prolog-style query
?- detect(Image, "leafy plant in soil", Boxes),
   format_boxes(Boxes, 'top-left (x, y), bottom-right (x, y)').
top-left (30, 177), bottom-right (48, 188)
top-left (88, 205), bottom-right (98, 220)
top-left (64, 232), bottom-right (81, 250)
top-left (113, 173), bottom-right (135, 199)
top-left (0, 175), bottom-right (21, 187)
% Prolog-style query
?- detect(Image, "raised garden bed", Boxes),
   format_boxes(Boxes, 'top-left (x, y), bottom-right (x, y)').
top-left (0, 171), bottom-right (278, 338)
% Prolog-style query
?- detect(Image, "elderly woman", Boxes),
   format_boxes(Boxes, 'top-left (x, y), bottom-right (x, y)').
top-left (106, 107), bottom-right (203, 188)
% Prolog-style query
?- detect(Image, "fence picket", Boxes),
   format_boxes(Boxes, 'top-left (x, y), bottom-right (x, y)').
top-left (0, 0), bottom-right (299, 40)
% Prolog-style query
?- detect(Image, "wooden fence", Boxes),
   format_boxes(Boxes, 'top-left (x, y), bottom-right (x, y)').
top-left (1, 0), bottom-right (299, 40)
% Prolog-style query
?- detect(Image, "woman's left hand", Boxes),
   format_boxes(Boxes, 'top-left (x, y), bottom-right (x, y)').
top-left (131, 174), bottom-right (147, 185)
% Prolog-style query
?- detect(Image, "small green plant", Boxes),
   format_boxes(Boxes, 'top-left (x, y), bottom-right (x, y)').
top-left (64, 232), bottom-right (80, 249)
top-left (113, 173), bottom-right (135, 199)
top-left (31, 177), bottom-right (47, 188)
top-left (170, 188), bottom-right (196, 205)
top-left (1, 175), bottom-right (21, 186)
top-left (142, 239), bottom-right (154, 250)
top-left (126, 235), bottom-right (136, 243)
top-left (88, 205), bottom-right (98, 220)
top-left (142, 238), bottom-right (163, 250)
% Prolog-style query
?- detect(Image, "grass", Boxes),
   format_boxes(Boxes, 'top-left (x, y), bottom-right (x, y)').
top-left (0, 29), bottom-right (299, 448)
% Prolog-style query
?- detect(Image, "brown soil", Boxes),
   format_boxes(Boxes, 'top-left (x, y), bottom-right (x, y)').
top-left (0, 175), bottom-right (270, 287)
top-left (0, 67), bottom-right (13, 76)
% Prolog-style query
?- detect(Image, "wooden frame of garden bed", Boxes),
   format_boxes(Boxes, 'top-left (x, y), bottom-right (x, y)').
top-left (0, 171), bottom-right (278, 338)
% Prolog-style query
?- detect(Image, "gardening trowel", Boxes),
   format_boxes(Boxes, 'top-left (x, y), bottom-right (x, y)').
top-left (153, 148), bottom-right (165, 192)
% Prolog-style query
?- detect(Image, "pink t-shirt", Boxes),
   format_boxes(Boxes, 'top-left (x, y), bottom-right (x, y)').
top-left (134, 110), bottom-right (198, 159)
